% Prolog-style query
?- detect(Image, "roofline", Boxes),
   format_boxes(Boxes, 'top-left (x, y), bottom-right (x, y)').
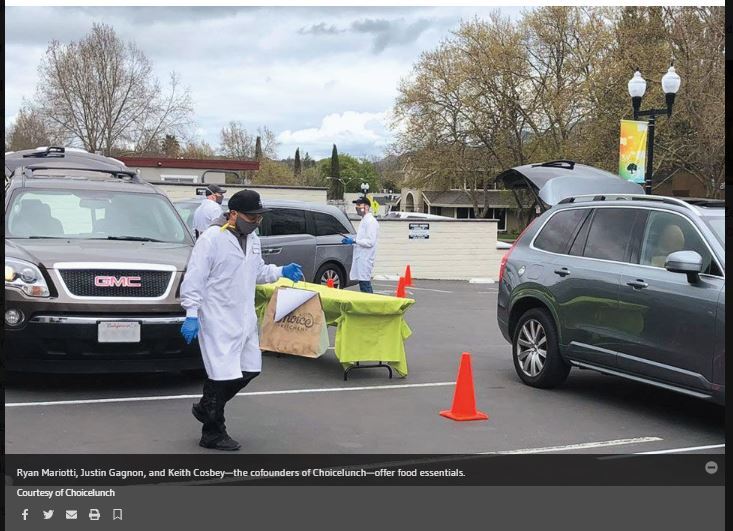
top-left (116, 157), bottom-right (260, 171)
top-left (148, 181), bottom-right (327, 191)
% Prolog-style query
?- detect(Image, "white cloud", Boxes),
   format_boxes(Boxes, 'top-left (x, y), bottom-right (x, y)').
top-left (278, 110), bottom-right (391, 159)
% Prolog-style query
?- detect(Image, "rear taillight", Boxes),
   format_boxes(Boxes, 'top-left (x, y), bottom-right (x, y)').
top-left (498, 217), bottom-right (537, 284)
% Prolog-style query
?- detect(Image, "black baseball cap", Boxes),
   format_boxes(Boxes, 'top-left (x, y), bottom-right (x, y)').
top-left (353, 196), bottom-right (371, 205)
top-left (228, 189), bottom-right (269, 214)
top-left (205, 183), bottom-right (226, 195)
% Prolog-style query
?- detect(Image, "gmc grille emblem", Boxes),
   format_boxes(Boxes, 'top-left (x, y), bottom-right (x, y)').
top-left (94, 275), bottom-right (142, 288)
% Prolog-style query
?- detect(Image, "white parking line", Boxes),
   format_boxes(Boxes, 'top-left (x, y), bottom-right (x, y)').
top-left (372, 283), bottom-right (453, 294)
top-left (634, 443), bottom-right (725, 454)
top-left (5, 382), bottom-right (455, 408)
top-left (479, 437), bottom-right (664, 454)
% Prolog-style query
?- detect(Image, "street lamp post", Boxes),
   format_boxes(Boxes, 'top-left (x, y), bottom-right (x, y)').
top-left (627, 65), bottom-right (681, 195)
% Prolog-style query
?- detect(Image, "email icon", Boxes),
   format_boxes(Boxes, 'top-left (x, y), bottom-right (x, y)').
top-left (66, 510), bottom-right (78, 519)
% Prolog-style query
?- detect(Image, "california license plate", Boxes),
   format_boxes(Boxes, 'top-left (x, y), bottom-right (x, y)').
top-left (98, 321), bottom-right (141, 343)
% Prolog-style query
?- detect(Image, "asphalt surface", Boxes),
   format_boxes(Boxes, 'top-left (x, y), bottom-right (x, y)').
top-left (5, 280), bottom-right (725, 454)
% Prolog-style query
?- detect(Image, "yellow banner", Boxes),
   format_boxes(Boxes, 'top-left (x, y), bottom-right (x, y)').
top-left (619, 120), bottom-right (648, 184)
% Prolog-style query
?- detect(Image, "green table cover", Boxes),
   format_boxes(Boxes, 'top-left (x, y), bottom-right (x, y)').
top-left (255, 278), bottom-right (415, 376)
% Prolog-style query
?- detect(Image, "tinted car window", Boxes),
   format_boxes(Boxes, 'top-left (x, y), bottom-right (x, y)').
top-left (583, 208), bottom-right (636, 262)
top-left (267, 208), bottom-right (307, 236)
top-left (7, 190), bottom-right (189, 243)
top-left (640, 210), bottom-right (721, 276)
top-left (534, 208), bottom-right (590, 254)
top-left (313, 211), bottom-right (347, 236)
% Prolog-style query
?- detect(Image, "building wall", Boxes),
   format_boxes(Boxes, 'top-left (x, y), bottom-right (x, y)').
top-left (152, 183), bottom-right (328, 203)
top-left (134, 167), bottom-right (228, 184)
top-left (354, 218), bottom-right (502, 280)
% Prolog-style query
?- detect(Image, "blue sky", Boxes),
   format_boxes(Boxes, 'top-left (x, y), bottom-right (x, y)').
top-left (5, 6), bottom-right (528, 159)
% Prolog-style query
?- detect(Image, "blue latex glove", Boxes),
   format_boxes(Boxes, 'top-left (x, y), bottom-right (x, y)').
top-left (180, 317), bottom-right (199, 344)
top-left (341, 236), bottom-right (355, 245)
top-left (282, 263), bottom-right (304, 282)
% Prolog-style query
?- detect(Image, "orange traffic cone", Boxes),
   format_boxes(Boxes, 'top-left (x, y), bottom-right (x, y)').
top-left (440, 352), bottom-right (488, 421)
top-left (395, 276), bottom-right (406, 298)
top-left (326, 278), bottom-right (335, 288)
top-left (404, 265), bottom-right (413, 286)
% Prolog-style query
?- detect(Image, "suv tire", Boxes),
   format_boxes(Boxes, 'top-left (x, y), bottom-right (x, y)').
top-left (315, 262), bottom-right (345, 289)
top-left (512, 308), bottom-right (570, 388)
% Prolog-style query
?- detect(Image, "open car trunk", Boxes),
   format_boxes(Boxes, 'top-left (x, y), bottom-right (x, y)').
top-left (496, 160), bottom-right (644, 214)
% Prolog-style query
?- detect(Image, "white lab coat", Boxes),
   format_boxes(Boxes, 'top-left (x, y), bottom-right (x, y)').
top-left (192, 199), bottom-right (224, 235)
top-left (180, 225), bottom-right (282, 380)
top-left (349, 212), bottom-right (379, 281)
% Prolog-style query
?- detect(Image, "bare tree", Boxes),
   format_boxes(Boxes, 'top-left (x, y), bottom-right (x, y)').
top-left (219, 122), bottom-right (279, 159)
top-left (35, 23), bottom-right (193, 156)
top-left (5, 103), bottom-right (59, 152)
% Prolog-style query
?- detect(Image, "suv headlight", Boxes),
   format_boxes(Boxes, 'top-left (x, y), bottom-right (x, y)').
top-left (5, 257), bottom-right (50, 297)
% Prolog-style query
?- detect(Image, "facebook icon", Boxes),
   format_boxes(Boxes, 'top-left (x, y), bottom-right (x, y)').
top-left (22, 508), bottom-right (29, 520)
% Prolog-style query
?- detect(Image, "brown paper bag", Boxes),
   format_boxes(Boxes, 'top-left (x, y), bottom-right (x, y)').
top-left (259, 287), bottom-right (327, 358)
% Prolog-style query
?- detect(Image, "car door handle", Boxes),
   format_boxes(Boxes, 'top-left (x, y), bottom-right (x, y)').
top-left (263, 248), bottom-right (281, 255)
top-left (553, 268), bottom-right (571, 277)
top-left (626, 279), bottom-right (648, 290)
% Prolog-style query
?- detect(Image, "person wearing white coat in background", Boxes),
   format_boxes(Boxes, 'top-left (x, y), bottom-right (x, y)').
top-left (342, 196), bottom-right (379, 293)
top-left (192, 183), bottom-right (226, 238)
top-left (180, 189), bottom-right (304, 451)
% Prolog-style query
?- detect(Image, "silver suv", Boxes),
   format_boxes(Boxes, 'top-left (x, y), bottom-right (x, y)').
top-left (175, 198), bottom-right (356, 288)
top-left (497, 194), bottom-right (725, 404)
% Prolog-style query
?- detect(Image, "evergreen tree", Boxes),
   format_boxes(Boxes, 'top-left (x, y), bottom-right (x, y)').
top-left (329, 144), bottom-right (343, 199)
top-left (160, 134), bottom-right (181, 157)
top-left (254, 136), bottom-right (263, 160)
top-left (294, 148), bottom-right (302, 177)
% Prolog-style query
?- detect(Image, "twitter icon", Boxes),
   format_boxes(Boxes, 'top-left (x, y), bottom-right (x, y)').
top-left (43, 509), bottom-right (54, 519)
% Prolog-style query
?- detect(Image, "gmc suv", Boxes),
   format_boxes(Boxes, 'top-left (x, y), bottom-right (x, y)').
top-left (4, 147), bottom-right (201, 372)
top-left (497, 194), bottom-right (725, 404)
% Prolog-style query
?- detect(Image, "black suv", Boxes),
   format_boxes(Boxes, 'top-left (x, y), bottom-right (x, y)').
top-left (497, 193), bottom-right (725, 404)
top-left (4, 147), bottom-right (200, 372)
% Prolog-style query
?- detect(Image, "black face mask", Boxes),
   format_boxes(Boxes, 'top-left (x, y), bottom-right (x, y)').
top-left (215, 195), bottom-right (223, 205)
top-left (235, 216), bottom-right (259, 235)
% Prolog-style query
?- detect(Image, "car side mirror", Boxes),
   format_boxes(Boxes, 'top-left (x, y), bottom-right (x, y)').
top-left (665, 250), bottom-right (703, 283)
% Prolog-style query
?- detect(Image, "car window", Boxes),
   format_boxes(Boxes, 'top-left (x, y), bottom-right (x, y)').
top-left (175, 203), bottom-right (197, 228)
top-left (313, 211), bottom-right (347, 236)
top-left (568, 209), bottom-right (594, 256)
top-left (639, 210), bottom-right (721, 276)
top-left (6, 190), bottom-right (189, 243)
top-left (583, 208), bottom-right (637, 262)
top-left (534, 208), bottom-right (590, 254)
top-left (266, 208), bottom-right (307, 236)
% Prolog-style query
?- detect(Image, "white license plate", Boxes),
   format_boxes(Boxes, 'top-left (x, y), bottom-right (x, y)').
top-left (98, 321), bottom-right (141, 343)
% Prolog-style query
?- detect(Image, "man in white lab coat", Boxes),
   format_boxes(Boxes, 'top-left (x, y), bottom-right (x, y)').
top-left (180, 189), bottom-right (304, 450)
top-left (341, 196), bottom-right (379, 293)
top-left (192, 184), bottom-right (226, 238)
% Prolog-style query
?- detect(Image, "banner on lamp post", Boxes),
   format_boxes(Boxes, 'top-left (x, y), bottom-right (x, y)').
top-left (619, 120), bottom-right (648, 184)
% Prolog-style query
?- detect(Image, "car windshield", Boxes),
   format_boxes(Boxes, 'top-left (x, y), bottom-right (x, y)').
top-left (6, 189), bottom-right (191, 243)
top-left (702, 215), bottom-right (725, 246)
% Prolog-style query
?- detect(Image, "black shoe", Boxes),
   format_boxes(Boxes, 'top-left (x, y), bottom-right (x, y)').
top-left (192, 402), bottom-right (207, 424)
top-left (199, 433), bottom-right (241, 451)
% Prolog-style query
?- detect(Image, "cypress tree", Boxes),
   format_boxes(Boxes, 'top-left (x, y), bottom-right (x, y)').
top-left (254, 136), bottom-right (262, 160)
top-left (294, 148), bottom-right (302, 177)
top-left (330, 144), bottom-right (343, 199)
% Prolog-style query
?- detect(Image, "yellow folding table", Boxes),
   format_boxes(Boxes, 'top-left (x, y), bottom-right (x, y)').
top-left (255, 279), bottom-right (415, 379)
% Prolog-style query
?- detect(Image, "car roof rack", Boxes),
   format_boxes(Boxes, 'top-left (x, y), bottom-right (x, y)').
top-left (21, 146), bottom-right (67, 158)
top-left (557, 193), bottom-right (700, 212)
top-left (530, 159), bottom-right (576, 170)
top-left (16, 165), bottom-right (141, 184)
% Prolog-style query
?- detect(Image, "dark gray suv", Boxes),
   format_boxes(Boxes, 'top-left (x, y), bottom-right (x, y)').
top-left (497, 194), bottom-right (725, 404)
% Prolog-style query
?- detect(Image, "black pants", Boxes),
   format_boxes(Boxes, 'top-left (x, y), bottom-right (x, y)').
top-left (199, 372), bottom-right (259, 440)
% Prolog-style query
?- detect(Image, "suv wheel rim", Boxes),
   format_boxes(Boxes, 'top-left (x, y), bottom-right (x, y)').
top-left (320, 269), bottom-right (340, 288)
top-left (517, 319), bottom-right (547, 377)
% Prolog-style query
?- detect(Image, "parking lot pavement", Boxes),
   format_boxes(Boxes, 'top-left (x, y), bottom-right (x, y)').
top-left (5, 280), bottom-right (725, 454)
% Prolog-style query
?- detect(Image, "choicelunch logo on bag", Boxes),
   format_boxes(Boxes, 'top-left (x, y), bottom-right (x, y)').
top-left (277, 312), bottom-right (315, 331)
